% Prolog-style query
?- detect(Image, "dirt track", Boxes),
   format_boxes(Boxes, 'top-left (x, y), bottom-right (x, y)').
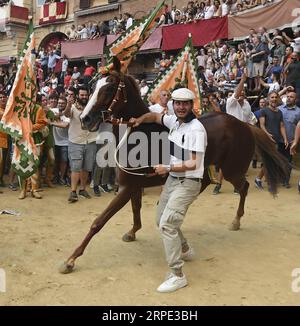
top-left (0, 167), bottom-right (300, 306)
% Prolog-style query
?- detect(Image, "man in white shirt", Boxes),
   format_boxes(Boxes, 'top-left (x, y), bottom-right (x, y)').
top-left (213, 73), bottom-right (257, 195)
top-left (130, 88), bottom-right (207, 293)
top-left (226, 74), bottom-right (257, 124)
top-left (51, 97), bottom-right (70, 185)
top-left (124, 13), bottom-right (133, 29)
top-left (221, 0), bottom-right (229, 16)
top-left (61, 55), bottom-right (68, 81)
top-left (259, 73), bottom-right (280, 94)
top-left (149, 90), bottom-right (174, 115)
top-left (204, 0), bottom-right (215, 20)
top-left (64, 86), bottom-right (97, 203)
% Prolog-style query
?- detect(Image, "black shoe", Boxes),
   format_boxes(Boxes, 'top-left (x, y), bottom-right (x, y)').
top-left (298, 181), bottom-right (300, 194)
top-left (58, 178), bottom-right (66, 186)
top-left (99, 184), bottom-right (111, 193)
top-left (234, 188), bottom-right (239, 195)
top-left (254, 178), bottom-right (264, 190)
top-left (68, 191), bottom-right (78, 203)
top-left (93, 185), bottom-right (101, 197)
top-left (9, 183), bottom-right (18, 191)
top-left (213, 183), bottom-right (221, 195)
top-left (79, 189), bottom-right (92, 199)
top-left (252, 160), bottom-right (257, 169)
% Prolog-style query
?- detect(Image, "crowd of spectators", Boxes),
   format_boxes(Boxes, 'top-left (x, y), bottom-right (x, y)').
top-left (157, 0), bottom-right (275, 25)
top-left (1, 0), bottom-right (300, 197)
top-left (66, 12), bottom-right (133, 41)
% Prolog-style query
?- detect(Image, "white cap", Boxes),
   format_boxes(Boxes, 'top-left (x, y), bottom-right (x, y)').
top-left (171, 88), bottom-right (195, 101)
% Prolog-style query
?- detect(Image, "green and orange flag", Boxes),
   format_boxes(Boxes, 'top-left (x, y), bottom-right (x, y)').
top-left (145, 35), bottom-right (202, 116)
top-left (106, 1), bottom-right (165, 72)
top-left (0, 22), bottom-right (39, 178)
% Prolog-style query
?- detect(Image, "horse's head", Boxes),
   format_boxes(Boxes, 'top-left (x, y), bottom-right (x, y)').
top-left (81, 57), bottom-right (142, 131)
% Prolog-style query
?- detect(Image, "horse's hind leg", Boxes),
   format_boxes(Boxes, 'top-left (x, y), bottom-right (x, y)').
top-left (199, 168), bottom-right (211, 194)
top-left (229, 177), bottom-right (249, 231)
top-left (122, 188), bottom-right (142, 242)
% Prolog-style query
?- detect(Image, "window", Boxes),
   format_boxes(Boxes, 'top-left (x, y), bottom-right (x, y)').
top-left (80, 0), bottom-right (90, 10)
top-left (37, 0), bottom-right (46, 6)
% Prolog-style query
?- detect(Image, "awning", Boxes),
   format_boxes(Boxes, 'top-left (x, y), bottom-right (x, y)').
top-left (228, 0), bottom-right (299, 39)
top-left (140, 27), bottom-right (162, 52)
top-left (61, 37), bottom-right (105, 60)
top-left (106, 34), bottom-right (120, 46)
top-left (0, 56), bottom-right (10, 65)
top-left (75, 3), bottom-right (119, 18)
top-left (162, 17), bottom-right (228, 51)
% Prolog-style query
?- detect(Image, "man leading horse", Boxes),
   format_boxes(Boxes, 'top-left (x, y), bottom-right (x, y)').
top-left (130, 88), bottom-right (207, 293)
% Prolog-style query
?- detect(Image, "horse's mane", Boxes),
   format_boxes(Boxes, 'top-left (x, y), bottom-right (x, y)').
top-left (126, 75), bottom-right (141, 95)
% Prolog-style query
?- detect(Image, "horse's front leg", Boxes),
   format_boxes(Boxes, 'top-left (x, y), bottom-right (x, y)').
top-left (122, 188), bottom-right (142, 242)
top-left (59, 186), bottom-right (137, 274)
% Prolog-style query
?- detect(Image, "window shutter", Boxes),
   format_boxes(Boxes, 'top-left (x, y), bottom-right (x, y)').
top-left (80, 0), bottom-right (90, 10)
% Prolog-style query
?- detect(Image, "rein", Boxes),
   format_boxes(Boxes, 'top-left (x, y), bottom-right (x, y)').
top-left (106, 119), bottom-right (156, 177)
top-left (99, 77), bottom-right (157, 177)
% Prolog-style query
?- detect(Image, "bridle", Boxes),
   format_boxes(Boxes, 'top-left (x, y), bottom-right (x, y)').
top-left (107, 78), bottom-right (127, 113)
top-left (98, 78), bottom-right (127, 124)
top-left (101, 77), bottom-right (157, 177)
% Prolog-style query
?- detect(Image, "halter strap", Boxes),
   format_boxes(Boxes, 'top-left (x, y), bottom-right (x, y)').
top-left (107, 79), bottom-right (127, 113)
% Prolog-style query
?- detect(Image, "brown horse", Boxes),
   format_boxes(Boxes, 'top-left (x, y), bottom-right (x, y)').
top-left (59, 57), bottom-right (289, 274)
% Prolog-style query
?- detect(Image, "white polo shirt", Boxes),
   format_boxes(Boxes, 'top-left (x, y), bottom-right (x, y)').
top-left (162, 115), bottom-right (207, 179)
top-left (226, 94), bottom-right (256, 125)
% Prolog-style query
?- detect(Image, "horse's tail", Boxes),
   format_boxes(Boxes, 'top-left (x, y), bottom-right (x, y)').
top-left (250, 125), bottom-right (289, 195)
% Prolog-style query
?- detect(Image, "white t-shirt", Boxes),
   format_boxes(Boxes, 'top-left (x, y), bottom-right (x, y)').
top-left (53, 115), bottom-right (70, 147)
top-left (126, 17), bottom-right (133, 29)
top-left (162, 115), bottom-right (207, 179)
top-left (204, 5), bottom-right (215, 19)
top-left (226, 94), bottom-right (257, 125)
top-left (222, 3), bottom-right (228, 16)
top-left (268, 82), bottom-right (280, 93)
top-left (62, 59), bottom-right (68, 72)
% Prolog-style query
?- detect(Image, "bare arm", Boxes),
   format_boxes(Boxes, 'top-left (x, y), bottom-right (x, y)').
top-left (234, 73), bottom-right (247, 99)
top-left (50, 121), bottom-right (69, 128)
top-left (290, 121), bottom-right (300, 155)
top-left (129, 112), bottom-right (163, 127)
top-left (280, 121), bottom-right (288, 148)
top-left (63, 95), bottom-right (75, 118)
top-left (259, 116), bottom-right (276, 142)
top-left (259, 78), bottom-right (270, 88)
top-left (155, 152), bottom-right (201, 175)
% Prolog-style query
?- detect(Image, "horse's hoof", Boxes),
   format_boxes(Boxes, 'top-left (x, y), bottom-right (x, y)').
top-left (58, 261), bottom-right (75, 274)
top-left (122, 233), bottom-right (136, 242)
top-left (229, 222), bottom-right (240, 231)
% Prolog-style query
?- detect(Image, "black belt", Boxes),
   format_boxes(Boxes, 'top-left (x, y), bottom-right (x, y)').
top-left (171, 175), bottom-right (201, 182)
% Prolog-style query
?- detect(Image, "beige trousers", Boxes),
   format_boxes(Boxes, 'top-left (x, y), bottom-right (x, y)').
top-left (156, 175), bottom-right (201, 273)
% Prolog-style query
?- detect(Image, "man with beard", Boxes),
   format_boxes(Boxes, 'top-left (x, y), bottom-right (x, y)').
top-left (64, 86), bottom-right (97, 203)
top-left (130, 88), bottom-right (207, 293)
